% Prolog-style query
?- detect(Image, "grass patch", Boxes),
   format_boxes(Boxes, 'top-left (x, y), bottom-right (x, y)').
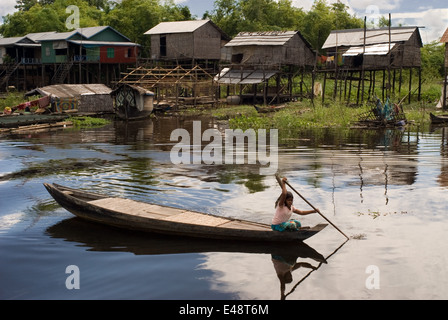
top-left (0, 91), bottom-right (40, 111)
top-left (67, 116), bottom-right (110, 128)
top-left (228, 101), bottom-right (372, 132)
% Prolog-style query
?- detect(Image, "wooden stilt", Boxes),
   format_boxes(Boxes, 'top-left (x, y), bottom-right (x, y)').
top-left (408, 68), bottom-right (413, 104)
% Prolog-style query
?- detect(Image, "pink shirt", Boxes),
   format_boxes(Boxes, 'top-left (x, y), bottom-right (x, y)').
top-left (272, 205), bottom-right (295, 225)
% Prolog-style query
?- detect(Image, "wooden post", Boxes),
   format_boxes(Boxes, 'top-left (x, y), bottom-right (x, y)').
top-left (347, 71), bottom-right (353, 105)
top-left (356, 71), bottom-right (362, 105)
top-left (418, 67), bottom-right (422, 102)
top-left (300, 69), bottom-right (304, 101)
top-left (322, 71), bottom-right (327, 104)
top-left (387, 13), bottom-right (392, 99)
top-left (372, 70), bottom-right (376, 97)
top-left (276, 73), bottom-right (281, 104)
top-left (311, 70), bottom-right (315, 106)
top-left (408, 68), bottom-right (413, 104)
top-left (443, 65), bottom-right (447, 110)
top-left (361, 16), bottom-right (367, 104)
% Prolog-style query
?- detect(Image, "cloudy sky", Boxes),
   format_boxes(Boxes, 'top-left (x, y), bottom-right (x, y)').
top-left (184, 0), bottom-right (448, 43)
top-left (0, 0), bottom-right (447, 43)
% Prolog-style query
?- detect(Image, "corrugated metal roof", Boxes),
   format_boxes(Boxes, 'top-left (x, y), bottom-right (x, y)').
top-left (441, 28), bottom-right (448, 43)
top-left (76, 26), bottom-right (109, 38)
top-left (68, 40), bottom-right (140, 47)
top-left (31, 84), bottom-right (112, 98)
top-left (26, 31), bottom-right (57, 42)
top-left (322, 27), bottom-right (421, 49)
top-left (225, 31), bottom-right (297, 47)
top-left (343, 43), bottom-right (398, 56)
top-left (0, 37), bottom-right (25, 46)
top-left (214, 68), bottom-right (278, 84)
top-left (76, 26), bottom-right (132, 42)
top-left (144, 20), bottom-right (210, 35)
top-left (37, 30), bottom-right (80, 41)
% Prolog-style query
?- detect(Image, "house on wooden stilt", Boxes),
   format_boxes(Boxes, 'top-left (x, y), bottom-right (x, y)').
top-left (320, 26), bottom-right (423, 105)
top-left (216, 30), bottom-right (315, 105)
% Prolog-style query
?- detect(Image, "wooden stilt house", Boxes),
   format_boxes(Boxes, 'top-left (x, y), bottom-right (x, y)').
top-left (216, 31), bottom-right (315, 105)
top-left (144, 19), bottom-right (230, 69)
top-left (320, 26), bottom-right (423, 104)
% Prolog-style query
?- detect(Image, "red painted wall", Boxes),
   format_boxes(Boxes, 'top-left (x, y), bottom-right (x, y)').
top-left (100, 46), bottom-right (138, 63)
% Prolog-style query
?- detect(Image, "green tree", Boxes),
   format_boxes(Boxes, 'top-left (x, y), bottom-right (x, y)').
top-left (0, 0), bottom-right (105, 37)
top-left (209, 0), bottom-right (243, 37)
top-left (298, 0), bottom-right (362, 51)
top-left (421, 41), bottom-right (445, 79)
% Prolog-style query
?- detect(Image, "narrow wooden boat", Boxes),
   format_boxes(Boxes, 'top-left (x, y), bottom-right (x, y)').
top-left (47, 217), bottom-right (327, 262)
top-left (0, 113), bottom-right (69, 128)
top-left (430, 113), bottom-right (448, 124)
top-left (253, 105), bottom-right (286, 113)
top-left (44, 183), bottom-right (327, 242)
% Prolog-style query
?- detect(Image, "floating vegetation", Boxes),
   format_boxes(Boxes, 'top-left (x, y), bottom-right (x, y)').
top-left (351, 233), bottom-right (367, 240)
top-left (356, 209), bottom-right (408, 219)
top-left (67, 116), bottom-right (110, 128)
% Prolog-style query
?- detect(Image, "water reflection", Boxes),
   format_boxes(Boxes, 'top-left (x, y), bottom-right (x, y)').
top-left (46, 217), bottom-right (341, 300)
top-left (2, 115), bottom-right (448, 299)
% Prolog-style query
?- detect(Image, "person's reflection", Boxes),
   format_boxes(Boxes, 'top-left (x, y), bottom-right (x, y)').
top-left (272, 254), bottom-right (317, 300)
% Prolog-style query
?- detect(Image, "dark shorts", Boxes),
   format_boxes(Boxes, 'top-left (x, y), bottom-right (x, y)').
top-left (271, 219), bottom-right (302, 232)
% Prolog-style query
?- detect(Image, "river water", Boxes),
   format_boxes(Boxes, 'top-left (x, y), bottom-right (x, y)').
top-left (1, 116), bottom-right (448, 300)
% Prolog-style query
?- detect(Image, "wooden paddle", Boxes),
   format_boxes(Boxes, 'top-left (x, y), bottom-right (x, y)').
top-left (276, 174), bottom-right (349, 240)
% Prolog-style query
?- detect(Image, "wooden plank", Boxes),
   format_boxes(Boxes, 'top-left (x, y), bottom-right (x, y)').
top-left (88, 198), bottom-right (182, 218)
top-left (162, 211), bottom-right (230, 227)
top-left (220, 220), bottom-right (272, 231)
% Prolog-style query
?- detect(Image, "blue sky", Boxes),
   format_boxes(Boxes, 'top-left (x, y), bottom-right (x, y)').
top-left (0, 0), bottom-right (447, 43)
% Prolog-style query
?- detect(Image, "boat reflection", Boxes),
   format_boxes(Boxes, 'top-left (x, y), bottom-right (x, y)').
top-left (46, 217), bottom-right (326, 257)
top-left (46, 217), bottom-right (347, 299)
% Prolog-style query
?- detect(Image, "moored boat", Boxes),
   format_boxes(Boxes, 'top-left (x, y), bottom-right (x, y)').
top-left (253, 104), bottom-right (286, 113)
top-left (430, 113), bottom-right (448, 124)
top-left (44, 183), bottom-right (327, 242)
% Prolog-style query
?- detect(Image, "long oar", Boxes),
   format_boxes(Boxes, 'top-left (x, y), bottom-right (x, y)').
top-left (276, 175), bottom-right (349, 240)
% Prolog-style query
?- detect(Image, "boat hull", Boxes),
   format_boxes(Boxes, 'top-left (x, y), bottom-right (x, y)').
top-left (44, 183), bottom-right (327, 242)
top-left (430, 113), bottom-right (448, 124)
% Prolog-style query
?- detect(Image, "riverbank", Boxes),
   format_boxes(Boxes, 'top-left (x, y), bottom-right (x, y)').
top-left (179, 99), bottom-right (440, 133)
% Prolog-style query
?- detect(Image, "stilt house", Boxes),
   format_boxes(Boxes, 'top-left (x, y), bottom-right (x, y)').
top-left (319, 26), bottom-right (424, 105)
top-left (0, 26), bottom-right (140, 91)
top-left (321, 26), bottom-right (423, 69)
top-left (144, 19), bottom-right (230, 67)
top-left (216, 30), bottom-right (315, 105)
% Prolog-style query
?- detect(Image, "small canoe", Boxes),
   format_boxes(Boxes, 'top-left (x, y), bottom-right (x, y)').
top-left (44, 183), bottom-right (327, 242)
top-left (0, 113), bottom-right (69, 128)
top-left (430, 113), bottom-right (448, 124)
top-left (253, 105), bottom-right (286, 113)
top-left (47, 217), bottom-right (327, 262)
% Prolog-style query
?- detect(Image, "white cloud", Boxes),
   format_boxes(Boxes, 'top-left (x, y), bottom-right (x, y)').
top-left (392, 9), bottom-right (448, 43)
top-left (347, 0), bottom-right (402, 12)
top-left (0, 0), bottom-right (17, 24)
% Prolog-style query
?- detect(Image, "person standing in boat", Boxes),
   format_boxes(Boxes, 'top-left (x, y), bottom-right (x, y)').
top-left (271, 177), bottom-right (319, 232)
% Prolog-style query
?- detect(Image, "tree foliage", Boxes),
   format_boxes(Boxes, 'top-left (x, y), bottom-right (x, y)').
top-left (421, 41), bottom-right (445, 79)
top-left (1, 0), bottom-right (363, 52)
top-left (208, 0), bottom-right (363, 50)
